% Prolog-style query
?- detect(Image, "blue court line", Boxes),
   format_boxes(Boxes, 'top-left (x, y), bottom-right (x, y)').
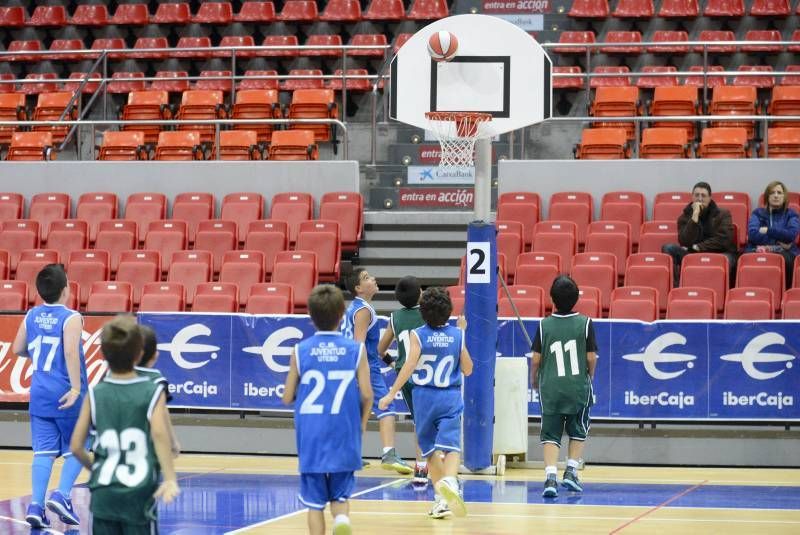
top-left (1, 473), bottom-right (798, 534)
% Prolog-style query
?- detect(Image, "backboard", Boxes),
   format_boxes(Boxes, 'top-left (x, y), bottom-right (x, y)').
top-left (390, 14), bottom-right (552, 138)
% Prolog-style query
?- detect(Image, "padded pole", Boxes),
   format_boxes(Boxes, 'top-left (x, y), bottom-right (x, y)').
top-left (473, 137), bottom-right (491, 222)
top-left (463, 220), bottom-right (497, 471)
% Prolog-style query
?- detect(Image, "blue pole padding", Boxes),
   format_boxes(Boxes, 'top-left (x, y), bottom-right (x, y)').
top-left (463, 220), bottom-right (498, 471)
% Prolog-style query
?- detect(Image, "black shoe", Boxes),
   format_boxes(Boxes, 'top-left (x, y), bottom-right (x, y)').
top-left (562, 468), bottom-right (583, 492)
top-left (542, 476), bottom-right (558, 498)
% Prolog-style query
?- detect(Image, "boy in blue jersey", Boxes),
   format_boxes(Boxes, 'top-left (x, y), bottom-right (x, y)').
top-left (284, 284), bottom-right (373, 535)
top-left (379, 287), bottom-right (473, 519)
top-left (342, 268), bottom-right (412, 475)
top-left (11, 264), bottom-right (87, 528)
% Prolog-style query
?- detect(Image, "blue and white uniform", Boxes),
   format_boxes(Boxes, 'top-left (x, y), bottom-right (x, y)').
top-left (410, 324), bottom-right (464, 458)
top-left (342, 297), bottom-right (395, 418)
top-left (25, 303), bottom-right (87, 457)
top-left (295, 331), bottom-right (364, 510)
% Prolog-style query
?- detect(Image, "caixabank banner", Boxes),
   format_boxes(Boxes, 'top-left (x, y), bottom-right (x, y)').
top-left (1, 313), bottom-right (797, 420)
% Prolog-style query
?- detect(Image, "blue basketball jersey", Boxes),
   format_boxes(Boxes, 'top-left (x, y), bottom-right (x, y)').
top-left (411, 325), bottom-right (464, 389)
top-left (294, 331), bottom-right (364, 473)
top-left (342, 297), bottom-right (379, 365)
top-left (25, 303), bottom-right (87, 418)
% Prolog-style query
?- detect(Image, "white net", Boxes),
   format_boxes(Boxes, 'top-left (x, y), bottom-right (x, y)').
top-left (425, 112), bottom-right (492, 168)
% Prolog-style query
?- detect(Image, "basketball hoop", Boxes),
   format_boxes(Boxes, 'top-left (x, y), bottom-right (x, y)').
top-left (425, 111), bottom-right (492, 168)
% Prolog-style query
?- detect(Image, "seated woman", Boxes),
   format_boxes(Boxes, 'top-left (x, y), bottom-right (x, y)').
top-left (745, 180), bottom-right (799, 288)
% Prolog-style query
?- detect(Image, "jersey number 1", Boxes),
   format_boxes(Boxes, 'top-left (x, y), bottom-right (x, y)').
top-left (549, 339), bottom-right (579, 377)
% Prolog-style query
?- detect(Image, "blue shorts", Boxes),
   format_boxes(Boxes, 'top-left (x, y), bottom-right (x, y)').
top-left (412, 387), bottom-right (463, 458)
top-left (298, 472), bottom-right (355, 510)
top-left (369, 361), bottom-right (395, 419)
top-left (31, 414), bottom-right (78, 458)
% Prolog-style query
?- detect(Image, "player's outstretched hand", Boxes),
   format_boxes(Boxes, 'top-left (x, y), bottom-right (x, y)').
top-left (154, 480), bottom-right (180, 504)
top-left (378, 394), bottom-right (393, 411)
top-left (58, 389), bottom-right (80, 410)
top-left (456, 315), bottom-right (467, 330)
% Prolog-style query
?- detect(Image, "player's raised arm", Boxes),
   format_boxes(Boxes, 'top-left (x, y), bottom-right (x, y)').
top-left (282, 349), bottom-right (300, 405)
top-left (457, 317), bottom-right (473, 376)
top-left (355, 345), bottom-right (373, 432)
top-left (69, 397), bottom-right (93, 469)
top-left (377, 321), bottom-right (394, 356)
top-left (11, 316), bottom-right (28, 357)
top-left (58, 314), bottom-right (83, 410)
top-left (353, 308), bottom-right (370, 342)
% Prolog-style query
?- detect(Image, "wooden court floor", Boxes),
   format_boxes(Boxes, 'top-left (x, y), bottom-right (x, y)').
top-left (1, 449), bottom-right (798, 534)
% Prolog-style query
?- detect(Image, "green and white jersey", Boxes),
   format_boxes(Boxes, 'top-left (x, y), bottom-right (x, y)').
top-left (135, 365), bottom-right (172, 402)
top-left (88, 376), bottom-right (163, 525)
top-left (532, 313), bottom-right (597, 415)
top-left (390, 306), bottom-right (424, 370)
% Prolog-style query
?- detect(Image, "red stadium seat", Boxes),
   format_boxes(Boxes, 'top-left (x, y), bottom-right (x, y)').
top-left (0, 193), bottom-right (23, 222)
top-left (497, 192), bottom-right (541, 250)
top-left (569, 0), bottom-right (610, 18)
top-left (625, 253), bottom-right (672, 313)
top-left (613, 0), bottom-right (653, 16)
top-left (5, 40), bottom-right (43, 62)
top-left (125, 193), bottom-right (167, 240)
top-left (153, 2), bottom-right (190, 23)
top-left (650, 86), bottom-right (699, 139)
top-left (172, 192), bottom-right (215, 244)
top-left (287, 89), bottom-right (337, 141)
top-left (0, 7), bottom-right (26, 28)
top-left (18, 73), bottom-right (58, 96)
top-left (145, 221), bottom-right (188, 274)
top-left (235, 2), bottom-right (277, 22)
top-left (601, 191), bottom-right (645, 245)
top-left (221, 192), bottom-right (265, 243)
top-left (110, 3), bottom-right (150, 25)
top-left (499, 285), bottom-right (544, 318)
top-left (572, 252), bottom-right (617, 310)
top-left (237, 70), bottom-right (280, 91)
top-left (193, 2), bottom-right (233, 24)
top-left (724, 287), bottom-right (774, 320)
top-left (447, 285), bottom-right (465, 315)
top-left (150, 71), bottom-right (190, 93)
top-left (272, 251), bottom-right (318, 312)
top-left (586, 220), bottom-right (631, 277)
top-left (220, 130), bottom-right (262, 160)
top-left (247, 283), bottom-right (293, 314)
top-left (532, 221), bottom-right (577, 275)
top-left (590, 66), bottom-right (632, 88)
top-left (244, 220), bottom-right (288, 277)
top-left (762, 127), bottom-right (800, 158)
top-left (575, 128), bottom-right (629, 159)
top-left (139, 282), bottom-right (185, 312)
top-left (278, 0), bottom-right (318, 21)
top-left (86, 282), bottom-right (133, 313)
top-left (174, 37), bottom-right (212, 59)
top-left (32, 93), bottom-right (76, 145)
top-left (131, 37), bottom-right (169, 60)
top-left (168, 250), bottom-right (212, 306)
top-left (732, 65), bottom-right (775, 89)
top-left (97, 131), bottom-right (149, 161)
top-left (497, 221), bottom-right (524, 282)
top-left (0, 93), bottom-right (26, 146)
top-left (67, 249), bottom-right (109, 307)
top-left (609, 286), bottom-right (658, 321)
top-left (704, 0), bottom-right (744, 16)
top-left (231, 90), bottom-right (280, 143)
top-left (667, 287), bottom-right (716, 319)
top-left (194, 70), bottom-right (233, 92)
top-left (116, 250), bottom-right (160, 306)
top-left (296, 220), bottom-right (341, 283)
top-left (46, 40), bottom-right (87, 62)
top-left (95, 220), bottom-right (137, 274)
top-left (553, 66), bottom-right (586, 90)
top-left (646, 31), bottom-right (689, 54)
top-left (155, 131), bottom-right (204, 161)
top-left (575, 286), bottom-right (602, 318)
top-left (195, 220), bottom-right (237, 274)
top-left (302, 34), bottom-right (343, 58)
top-left (177, 90), bottom-right (226, 144)
top-left (514, 252), bottom-right (561, 308)
top-left (549, 192), bottom-right (593, 246)
top-left (220, 251), bottom-right (265, 306)
top-left (271, 193), bottom-right (313, 245)
top-left (217, 36), bottom-right (257, 58)
top-left (659, 0), bottom-right (698, 16)
top-left (6, 132), bottom-right (54, 161)
top-left (716, 191), bottom-right (750, 247)
top-left (91, 39), bottom-right (129, 63)
top-left (637, 66), bottom-right (680, 88)
top-left (750, 0), bottom-right (790, 15)
top-left (600, 31), bottom-right (643, 55)
top-left (364, 0), bottom-right (405, 20)
top-left (111, 75), bottom-right (150, 102)
top-left (321, 0), bottom-right (362, 21)
top-left (47, 220), bottom-right (88, 261)
top-left (0, 280), bottom-right (27, 311)
top-left (552, 31), bottom-right (596, 55)
top-left (698, 127), bottom-right (748, 159)
top-left (781, 288), bottom-right (800, 319)
top-left (680, 253), bottom-right (729, 312)
top-left (320, 192), bottom-right (363, 254)
top-left (408, 0), bottom-right (449, 19)
top-left (768, 86), bottom-right (800, 128)
top-left (261, 35), bottom-right (300, 58)
top-left (640, 128), bottom-right (690, 159)
top-left (71, 4), bottom-right (110, 26)
top-left (348, 34), bottom-right (388, 58)
top-left (29, 193), bottom-right (70, 244)
top-left (736, 253), bottom-right (784, 311)
top-left (193, 283), bottom-right (239, 312)
top-left (16, 249), bottom-right (59, 304)
top-left (653, 191), bottom-right (692, 221)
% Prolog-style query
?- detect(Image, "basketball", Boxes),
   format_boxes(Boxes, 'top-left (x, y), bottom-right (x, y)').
top-left (427, 31), bottom-right (458, 62)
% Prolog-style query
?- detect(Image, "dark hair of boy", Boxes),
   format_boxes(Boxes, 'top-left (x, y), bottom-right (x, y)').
top-left (36, 264), bottom-right (68, 304)
top-left (101, 316), bottom-right (144, 373)
top-left (419, 287), bottom-right (452, 328)
top-left (344, 267), bottom-right (366, 296)
top-left (693, 181), bottom-right (712, 195)
top-left (395, 276), bottom-right (421, 309)
top-left (138, 324), bottom-right (157, 365)
top-left (308, 285), bottom-right (346, 331)
top-left (550, 275), bottom-right (580, 314)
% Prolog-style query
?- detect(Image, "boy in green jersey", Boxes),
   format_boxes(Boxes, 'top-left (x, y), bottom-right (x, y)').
top-left (377, 276), bottom-right (427, 485)
top-left (71, 316), bottom-right (180, 534)
top-left (137, 324), bottom-right (180, 456)
top-left (530, 276), bottom-right (597, 498)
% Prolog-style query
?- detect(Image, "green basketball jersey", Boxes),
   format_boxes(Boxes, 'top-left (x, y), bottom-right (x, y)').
top-left (390, 306), bottom-right (424, 370)
top-left (536, 313), bottom-right (594, 415)
top-left (88, 376), bottom-right (163, 525)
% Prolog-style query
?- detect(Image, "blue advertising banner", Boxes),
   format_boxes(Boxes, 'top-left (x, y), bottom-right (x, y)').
top-left (137, 312), bottom-right (800, 421)
top-left (708, 322), bottom-right (799, 420)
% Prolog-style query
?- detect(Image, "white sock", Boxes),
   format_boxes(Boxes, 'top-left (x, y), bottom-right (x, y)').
top-left (382, 446), bottom-right (393, 455)
top-left (333, 514), bottom-right (350, 526)
top-left (545, 465), bottom-right (557, 477)
top-left (567, 459), bottom-right (580, 470)
top-left (417, 460), bottom-right (427, 469)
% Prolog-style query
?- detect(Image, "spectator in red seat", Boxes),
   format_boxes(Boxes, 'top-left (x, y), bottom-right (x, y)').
top-left (745, 180), bottom-right (799, 287)
top-left (662, 181), bottom-right (738, 287)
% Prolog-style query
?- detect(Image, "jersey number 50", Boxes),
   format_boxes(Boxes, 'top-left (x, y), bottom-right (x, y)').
top-left (413, 354), bottom-right (456, 387)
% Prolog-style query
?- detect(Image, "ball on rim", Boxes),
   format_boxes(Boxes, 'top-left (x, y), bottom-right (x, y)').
top-left (427, 31), bottom-right (458, 62)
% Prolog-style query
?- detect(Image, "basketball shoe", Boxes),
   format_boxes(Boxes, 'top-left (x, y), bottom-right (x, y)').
top-left (25, 503), bottom-right (51, 529)
top-left (542, 475), bottom-right (559, 498)
top-left (428, 498), bottom-right (453, 519)
top-left (412, 462), bottom-right (429, 486)
top-left (435, 476), bottom-right (466, 517)
top-left (562, 467), bottom-right (583, 492)
top-left (381, 448), bottom-right (413, 474)
top-left (46, 490), bottom-right (80, 525)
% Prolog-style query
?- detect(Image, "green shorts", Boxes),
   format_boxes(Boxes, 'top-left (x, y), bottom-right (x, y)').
top-left (539, 405), bottom-right (591, 447)
top-left (92, 517), bottom-right (158, 535)
top-left (400, 380), bottom-right (415, 418)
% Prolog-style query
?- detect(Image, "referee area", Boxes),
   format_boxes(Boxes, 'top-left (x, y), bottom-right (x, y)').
top-left (1, 449), bottom-right (799, 534)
